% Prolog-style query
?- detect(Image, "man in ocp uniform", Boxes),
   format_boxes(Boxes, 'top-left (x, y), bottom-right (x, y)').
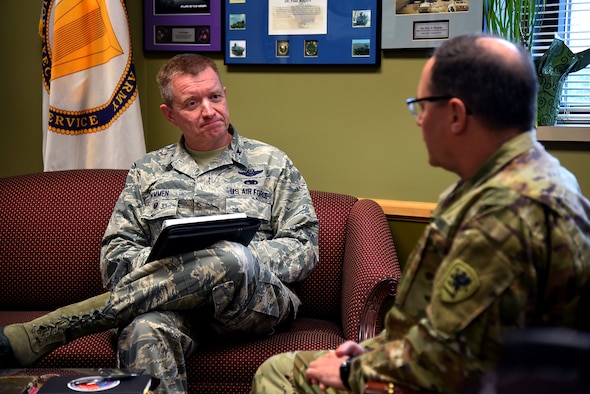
top-left (251, 33), bottom-right (590, 394)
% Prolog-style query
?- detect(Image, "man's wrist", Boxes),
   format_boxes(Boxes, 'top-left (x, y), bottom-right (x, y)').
top-left (340, 356), bottom-right (356, 390)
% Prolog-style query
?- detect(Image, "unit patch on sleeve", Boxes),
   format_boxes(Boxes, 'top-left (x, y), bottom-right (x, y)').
top-left (441, 259), bottom-right (480, 303)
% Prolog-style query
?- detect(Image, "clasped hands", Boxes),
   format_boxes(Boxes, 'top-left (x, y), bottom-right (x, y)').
top-left (305, 340), bottom-right (366, 391)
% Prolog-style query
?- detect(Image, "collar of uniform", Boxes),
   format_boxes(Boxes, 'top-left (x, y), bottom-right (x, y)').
top-left (226, 124), bottom-right (249, 168)
top-left (170, 137), bottom-right (200, 176)
top-left (471, 130), bottom-right (536, 187)
top-left (432, 130), bottom-right (535, 217)
top-left (169, 125), bottom-right (247, 176)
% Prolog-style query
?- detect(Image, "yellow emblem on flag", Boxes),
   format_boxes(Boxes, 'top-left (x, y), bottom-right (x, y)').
top-left (441, 259), bottom-right (480, 303)
top-left (51, 0), bottom-right (123, 80)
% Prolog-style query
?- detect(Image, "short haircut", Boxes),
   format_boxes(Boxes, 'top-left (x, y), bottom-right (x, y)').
top-left (156, 53), bottom-right (222, 106)
top-left (430, 34), bottom-right (538, 131)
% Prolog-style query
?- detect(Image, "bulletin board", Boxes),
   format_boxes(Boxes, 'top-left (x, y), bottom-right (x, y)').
top-left (224, 0), bottom-right (381, 65)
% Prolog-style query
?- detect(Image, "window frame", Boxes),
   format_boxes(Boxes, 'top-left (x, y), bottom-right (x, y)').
top-left (532, 0), bottom-right (590, 140)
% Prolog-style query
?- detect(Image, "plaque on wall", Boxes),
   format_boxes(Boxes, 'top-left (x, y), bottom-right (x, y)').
top-left (381, 0), bottom-right (483, 49)
top-left (144, 0), bottom-right (222, 52)
top-left (224, 0), bottom-right (381, 65)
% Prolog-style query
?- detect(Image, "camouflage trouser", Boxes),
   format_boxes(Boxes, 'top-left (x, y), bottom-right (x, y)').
top-left (110, 240), bottom-right (292, 394)
top-left (117, 311), bottom-right (194, 394)
top-left (250, 350), bottom-right (349, 394)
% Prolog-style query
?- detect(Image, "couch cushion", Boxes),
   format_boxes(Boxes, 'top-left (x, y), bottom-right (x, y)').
top-left (294, 191), bottom-right (357, 322)
top-left (186, 317), bottom-right (346, 393)
top-left (0, 170), bottom-right (128, 310)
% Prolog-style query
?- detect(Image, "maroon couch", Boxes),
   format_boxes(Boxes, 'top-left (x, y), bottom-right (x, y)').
top-left (0, 169), bottom-right (401, 393)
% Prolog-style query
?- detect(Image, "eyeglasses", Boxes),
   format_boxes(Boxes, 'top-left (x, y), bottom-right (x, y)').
top-left (406, 95), bottom-right (453, 119)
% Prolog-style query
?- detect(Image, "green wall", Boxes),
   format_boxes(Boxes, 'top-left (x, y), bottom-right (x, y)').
top-left (1, 2), bottom-right (588, 204)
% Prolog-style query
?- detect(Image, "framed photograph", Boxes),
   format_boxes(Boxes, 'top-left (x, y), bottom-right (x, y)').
top-left (144, 0), bottom-right (222, 52)
top-left (224, 0), bottom-right (381, 65)
top-left (381, 0), bottom-right (483, 49)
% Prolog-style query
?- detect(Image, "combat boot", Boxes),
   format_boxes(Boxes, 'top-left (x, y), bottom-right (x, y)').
top-left (0, 292), bottom-right (116, 367)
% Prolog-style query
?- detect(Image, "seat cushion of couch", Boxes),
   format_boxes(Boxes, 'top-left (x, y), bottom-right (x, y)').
top-left (186, 317), bottom-right (346, 393)
top-left (1, 313), bottom-right (345, 392)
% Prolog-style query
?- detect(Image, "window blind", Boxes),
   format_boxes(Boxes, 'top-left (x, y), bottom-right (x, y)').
top-left (532, 0), bottom-right (590, 124)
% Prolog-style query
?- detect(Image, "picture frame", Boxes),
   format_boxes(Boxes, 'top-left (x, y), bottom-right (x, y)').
top-left (224, 0), bottom-right (381, 66)
top-left (144, 0), bottom-right (222, 52)
top-left (381, 0), bottom-right (483, 49)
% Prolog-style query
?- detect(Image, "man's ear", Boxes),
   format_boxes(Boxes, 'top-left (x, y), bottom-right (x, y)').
top-left (160, 103), bottom-right (177, 126)
top-left (449, 97), bottom-right (469, 134)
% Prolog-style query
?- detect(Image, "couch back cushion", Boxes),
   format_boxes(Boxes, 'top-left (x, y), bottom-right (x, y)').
top-left (0, 169), bottom-right (128, 310)
top-left (295, 191), bottom-right (357, 322)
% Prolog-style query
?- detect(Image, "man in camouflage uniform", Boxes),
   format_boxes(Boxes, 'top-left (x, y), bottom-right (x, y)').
top-left (0, 54), bottom-right (319, 394)
top-left (251, 34), bottom-right (590, 393)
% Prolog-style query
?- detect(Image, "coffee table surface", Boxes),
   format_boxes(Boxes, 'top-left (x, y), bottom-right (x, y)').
top-left (0, 368), bottom-right (143, 393)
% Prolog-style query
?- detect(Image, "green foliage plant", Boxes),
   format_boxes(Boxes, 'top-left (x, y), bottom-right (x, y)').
top-left (484, 0), bottom-right (542, 50)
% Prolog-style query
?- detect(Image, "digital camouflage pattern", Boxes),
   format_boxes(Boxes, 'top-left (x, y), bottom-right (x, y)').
top-left (252, 131), bottom-right (590, 393)
top-left (100, 126), bottom-right (319, 394)
top-left (117, 311), bottom-right (194, 394)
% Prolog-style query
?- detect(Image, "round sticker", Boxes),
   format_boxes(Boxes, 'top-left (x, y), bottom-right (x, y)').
top-left (67, 376), bottom-right (121, 392)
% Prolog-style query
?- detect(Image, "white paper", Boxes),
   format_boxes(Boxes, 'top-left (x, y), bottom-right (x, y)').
top-left (162, 213), bottom-right (247, 229)
top-left (268, 0), bottom-right (328, 35)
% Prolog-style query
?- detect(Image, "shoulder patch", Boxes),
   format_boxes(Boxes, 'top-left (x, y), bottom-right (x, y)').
top-left (441, 259), bottom-right (480, 303)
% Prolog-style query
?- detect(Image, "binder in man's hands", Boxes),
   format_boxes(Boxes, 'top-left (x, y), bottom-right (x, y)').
top-left (146, 213), bottom-right (261, 262)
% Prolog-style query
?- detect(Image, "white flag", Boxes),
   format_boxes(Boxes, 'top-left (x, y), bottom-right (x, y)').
top-left (40, 0), bottom-right (146, 171)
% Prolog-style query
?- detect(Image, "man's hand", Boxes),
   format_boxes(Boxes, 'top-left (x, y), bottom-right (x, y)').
top-left (305, 341), bottom-right (366, 391)
top-left (334, 340), bottom-right (365, 358)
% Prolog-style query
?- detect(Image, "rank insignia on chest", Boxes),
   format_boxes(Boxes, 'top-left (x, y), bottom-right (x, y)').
top-left (441, 259), bottom-right (480, 303)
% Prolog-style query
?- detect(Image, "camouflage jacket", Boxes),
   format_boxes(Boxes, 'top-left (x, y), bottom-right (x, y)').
top-left (350, 131), bottom-right (590, 393)
top-left (99, 126), bottom-right (319, 310)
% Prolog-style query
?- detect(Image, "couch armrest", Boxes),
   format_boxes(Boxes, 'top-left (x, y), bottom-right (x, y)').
top-left (358, 277), bottom-right (398, 342)
top-left (364, 382), bottom-right (420, 394)
top-left (341, 198), bottom-right (402, 342)
top-left (364, 381), bottom-right (395, 394)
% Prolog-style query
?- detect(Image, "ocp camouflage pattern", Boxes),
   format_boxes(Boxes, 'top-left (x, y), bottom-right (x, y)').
top-left (346, 131), bottom-right (590, 393)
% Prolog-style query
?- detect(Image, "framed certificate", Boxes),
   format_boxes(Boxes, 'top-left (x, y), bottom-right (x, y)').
top-left (381, 0), bottom-right (483, 49)
top-left (224, 0), bottom-right (381, 65)
top-left (144, 0), bottom-right (222, 52)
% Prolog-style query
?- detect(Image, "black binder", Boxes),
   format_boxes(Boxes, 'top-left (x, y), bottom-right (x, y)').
top-left (146, 213), bottom-right (261, 262)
